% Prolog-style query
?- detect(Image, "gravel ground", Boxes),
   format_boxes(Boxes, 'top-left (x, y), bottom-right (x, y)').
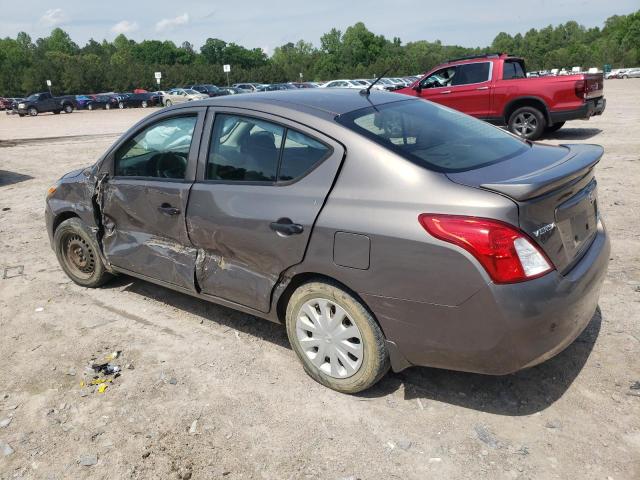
top-left (1, 82), bottom-right (639, 480)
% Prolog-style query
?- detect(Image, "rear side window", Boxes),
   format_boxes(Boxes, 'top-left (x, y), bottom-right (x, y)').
top-left (452, 62), bottom-right (491, 85)
top-left (207, 114), bottom-right (331, 183)
top-left (337, 100), bottom-right (528, 173)
top-left (114, 115), bottom-right (197, 179)
top-left (503, 60), bottom-right (526, 80)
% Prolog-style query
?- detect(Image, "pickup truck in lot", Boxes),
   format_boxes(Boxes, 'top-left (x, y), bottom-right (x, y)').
top-left (395, 53), bottom-right (606, 140)
top-left (16, 92), bottom-right (76, 117)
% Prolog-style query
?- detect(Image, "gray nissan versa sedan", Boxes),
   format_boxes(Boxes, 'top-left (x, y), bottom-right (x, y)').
top-left (45, 89), bottom-right (610, 393)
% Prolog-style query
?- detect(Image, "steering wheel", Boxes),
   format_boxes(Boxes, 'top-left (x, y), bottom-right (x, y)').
top-left (154, 152), bottom-right (187, 179)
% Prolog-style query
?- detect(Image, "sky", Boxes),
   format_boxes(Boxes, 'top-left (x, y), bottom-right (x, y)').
top-left (1, 0), bottom-right (637, 55)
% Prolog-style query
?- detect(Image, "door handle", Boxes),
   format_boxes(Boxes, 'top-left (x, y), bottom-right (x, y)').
top-left (270, 218), bottom-right (303, 236)
top-left (158, 203), bottom-right (181, 216)
top-left (476, 86), bottom-right (490, 90)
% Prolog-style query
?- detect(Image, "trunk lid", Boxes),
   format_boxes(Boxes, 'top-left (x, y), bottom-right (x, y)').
top-left (446, 143), bottom-right (603, 273)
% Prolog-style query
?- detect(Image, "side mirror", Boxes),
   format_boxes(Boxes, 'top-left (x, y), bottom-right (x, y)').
top-left (413, 84), bottom-right (422, 93)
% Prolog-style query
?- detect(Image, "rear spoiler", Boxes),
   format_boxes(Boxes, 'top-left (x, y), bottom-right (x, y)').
top-left (480, 144), bottom-right (603, 201)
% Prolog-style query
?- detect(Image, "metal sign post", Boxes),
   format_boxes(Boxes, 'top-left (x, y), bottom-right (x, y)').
top-left (223, 64), bottom-right (231, 86)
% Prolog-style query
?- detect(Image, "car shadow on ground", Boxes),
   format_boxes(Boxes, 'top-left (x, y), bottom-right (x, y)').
top-left (362, 308), bottom-right (603, 416)
top-left (543, 127), bottom-right (602, 141)
top-left (0, 170), bottom-right (33, 187)
top-left (102, 276), bottom-right (601, 415)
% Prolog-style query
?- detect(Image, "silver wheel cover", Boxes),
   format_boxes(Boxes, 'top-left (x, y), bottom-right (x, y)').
top-left (295, 298), bottom-right (364, 379)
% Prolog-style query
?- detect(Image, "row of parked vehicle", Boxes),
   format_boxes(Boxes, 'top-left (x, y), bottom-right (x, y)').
top-left (605, 68), bottom-right (640, 79)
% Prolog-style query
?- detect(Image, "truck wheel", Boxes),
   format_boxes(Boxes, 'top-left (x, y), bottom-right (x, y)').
top-left (18, 114), bottom-right (25, 117)
top-left (141, 100), bottom-right (148, 108)
top-left (53, 110), bottom-right (61, 115)
top-left (63, 104), bottom-right (73, 113)
top-left (285, 281), bottom-right (390, 393)
top-left (545, 121), bottom-right (565, 133)
top-left (508, 106), bottom-right (546, 140)
top-left (28, 107), bottom-right (38, 117)
top-left (164, 99), bottom-right (172, 107)
top-left (53, 218), bottom-right (112, 288)
top-left (118, 102), bottom-right (125, 109)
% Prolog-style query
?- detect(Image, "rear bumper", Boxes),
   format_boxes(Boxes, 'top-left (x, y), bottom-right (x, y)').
top-left (365, 220), bottom-right (610, 374)
top-left (549, 97), bottom-right (606, 124)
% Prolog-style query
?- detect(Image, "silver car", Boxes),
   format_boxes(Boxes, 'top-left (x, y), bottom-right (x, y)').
top-left (45, 90), bottom-right (609, 393)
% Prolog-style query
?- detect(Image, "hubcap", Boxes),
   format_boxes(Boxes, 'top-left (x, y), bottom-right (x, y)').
top-left (295, 298), bottom-right (364, 379)
top-left (62, 234), bottom-right (95, 279)
top-left (513, 112), bottom-right (537, 137)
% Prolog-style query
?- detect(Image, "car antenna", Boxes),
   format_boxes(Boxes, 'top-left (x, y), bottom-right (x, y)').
top-left (360, 68), bottom-right (391, 96)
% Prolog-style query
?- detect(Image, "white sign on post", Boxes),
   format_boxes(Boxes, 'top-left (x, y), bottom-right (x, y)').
top-left (154, 71), bottom-right (162, 79)
top-left (299, 72), bottom-right (303, 79)
top-left (46, 79), bottom-right (52, 86)
top-left (223, 64), bottom-right (231, 73)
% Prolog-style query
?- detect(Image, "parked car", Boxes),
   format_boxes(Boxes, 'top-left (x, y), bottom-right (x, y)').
top-left (622, 68), bottom-right (640, 78)
top-left (289, 82), bottom-right (318, 89)
top-left (353, 79), bottom-right (386, 91)
top-left (185, 84), bottom-right (221, 97)
top-left (395, 53), bottom-right (606, 140)
top-left (116, 92), bottom-right (158, 109)
top-left (86, 95), bottom-right (119, 110)
top-left (320, 80), bottom-right (362, 89)
top-left (215, 87), bottom-right (246, 96)
top-left (162, 88), bottom-right (208, 106)
top-left (0, 97), bottom-right (12, 110)
top-left (233, 83), bottom-right (262, 92)
top-left (16, 92), bottom-right (76, 116)
top-left (256, 83), bottom-right (297, 92)
top-left (75, 95), bottom-right (93, 110)
top-left (45, 89), bottom-right (609, 393)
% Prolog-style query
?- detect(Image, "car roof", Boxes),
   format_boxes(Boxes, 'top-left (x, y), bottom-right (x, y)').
top-left (169, 88), bottom-right (409, 118)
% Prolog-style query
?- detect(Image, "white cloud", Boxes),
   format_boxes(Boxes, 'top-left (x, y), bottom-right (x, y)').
top-left (40, 8), bottom-right (67, 27)
top-left (155, 13), bottom-right (189, 32)
top-left (111, 20), bottom-right (139, 34)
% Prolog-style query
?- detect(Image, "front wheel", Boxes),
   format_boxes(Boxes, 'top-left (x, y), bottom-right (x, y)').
top-left (545, 121), bottom-right (565, 133)
top-left (118, 102), bottom-right (125, 109)
top-left (53, 110), bottom-right (61, 115)
top-left (622, 75), bottom-right (629, 79)
top-left (105, 103), bottom-right (111, 110)
top-left (508, 106), bottom-right (546, 140)
top-left (164, 99), bottom-right (172, 107)
top-left (28, 107), bottom-right (38, 117)
top-left (63, 104), bottom-right (73, 114)
top-left (285, 281), bottom-right (390, 393)
top-left (88, 103), bottom-right (94, 111)
top-left (141, 100), bottom-right (148, 108)
top-left (53, 218), bottom-right (112, 288)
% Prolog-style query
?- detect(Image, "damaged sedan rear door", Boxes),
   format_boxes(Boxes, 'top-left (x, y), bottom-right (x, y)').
top-left (97, 107), bottom-right (206, 289)
top-left (186, 109), bottom-right (344, 312)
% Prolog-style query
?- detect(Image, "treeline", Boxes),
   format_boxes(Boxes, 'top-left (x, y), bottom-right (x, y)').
top-left (0, 10), bottom-right (638, 96)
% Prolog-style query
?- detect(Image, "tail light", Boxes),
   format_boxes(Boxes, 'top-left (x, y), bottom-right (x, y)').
top-left (418, 214), bottom-right (554, 284)
top-left (574, 80), bottom-right (586, 99)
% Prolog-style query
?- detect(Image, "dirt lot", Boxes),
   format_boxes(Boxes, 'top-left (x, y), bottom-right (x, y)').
top-left (1, 82), bottom-right (639, 480)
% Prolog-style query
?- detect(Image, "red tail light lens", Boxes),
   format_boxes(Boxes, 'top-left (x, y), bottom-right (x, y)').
top-left (574, 80), bottom-right (586, 99)
top-left (418, 214), bottom-right (554, 284)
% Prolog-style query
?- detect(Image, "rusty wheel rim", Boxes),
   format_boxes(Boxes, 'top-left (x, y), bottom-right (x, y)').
top-left (61, 233), bottom-right (95, 279)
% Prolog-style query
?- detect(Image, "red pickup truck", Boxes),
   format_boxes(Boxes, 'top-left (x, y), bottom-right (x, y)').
top-left (395, 53), bottom-right (606, 140)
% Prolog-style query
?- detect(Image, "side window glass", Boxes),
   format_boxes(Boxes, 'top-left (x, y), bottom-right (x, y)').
top-left (279, 130), bottom-right (331, 181)
top-left (503, 61), bottom-right (525, 80)
top-left (114, 115), bottom-right (197, 179)
top-left (421, 67), bottom-right (456, 88)
top-left (207, 114), bottom-right (284, 182)
top-left (452, 62), bottom-right (490, 86)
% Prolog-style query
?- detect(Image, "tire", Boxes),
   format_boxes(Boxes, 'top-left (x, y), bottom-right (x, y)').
top-left (53, 218), bottom-right (112, 288)
top-left (141, 100), bottom-right (148, 108)
top-left (622, 75), bottom-right (629, 79)
top-left (53, 110), bottom-right (61, 115)
top-left (28, 107), bottom-right (38, 117)
top-left (285, 281), bottom-right (390, 393)
top-left (164, 99), bottom-right (172, 107)
top-left (508, 106), bottom-right (546, 140)
top-left (63, 104), bottom-right (73, 114)
top-left (118, 102), bottom-right (125, 109)
top-left (88, 103), bottom-right (94, 111)
top-left (545, 121), bottom-right (565, 133)
top-left (105, 103), bottom-right (111, 110)
top-left (18, 114), bottom-right (25, 117)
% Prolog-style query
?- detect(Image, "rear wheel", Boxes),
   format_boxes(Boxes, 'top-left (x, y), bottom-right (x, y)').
top-left (63, 104), bottom-right (73, 114)
top-left (508, 106), bottom-right (546, 140)
top-left (53, 110), bottom-right (61, 115)
top-left (164, 99), bottom-right (172, 107)
top-left (545, 121), bottom-right (565, 133)
top-left (118, 102), bottom-right (125, 109)
top-left (285, 281), bottom-right (390, 393)
top-left (28, 107), bottom-right (38, 117)
top-left (105, 103), bottom-right (111, 110)
top-left (622, 75), bottom-right (629, 79)
top-left (141, 100), bottom-right (148, 108)
top-left (53, 218), bottom-right (111, 288)
top-left (88, 103), bottom-right (94, 111)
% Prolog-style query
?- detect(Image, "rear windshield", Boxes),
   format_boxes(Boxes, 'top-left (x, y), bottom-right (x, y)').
top-left (336, 99), bottom-right (529, 172)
